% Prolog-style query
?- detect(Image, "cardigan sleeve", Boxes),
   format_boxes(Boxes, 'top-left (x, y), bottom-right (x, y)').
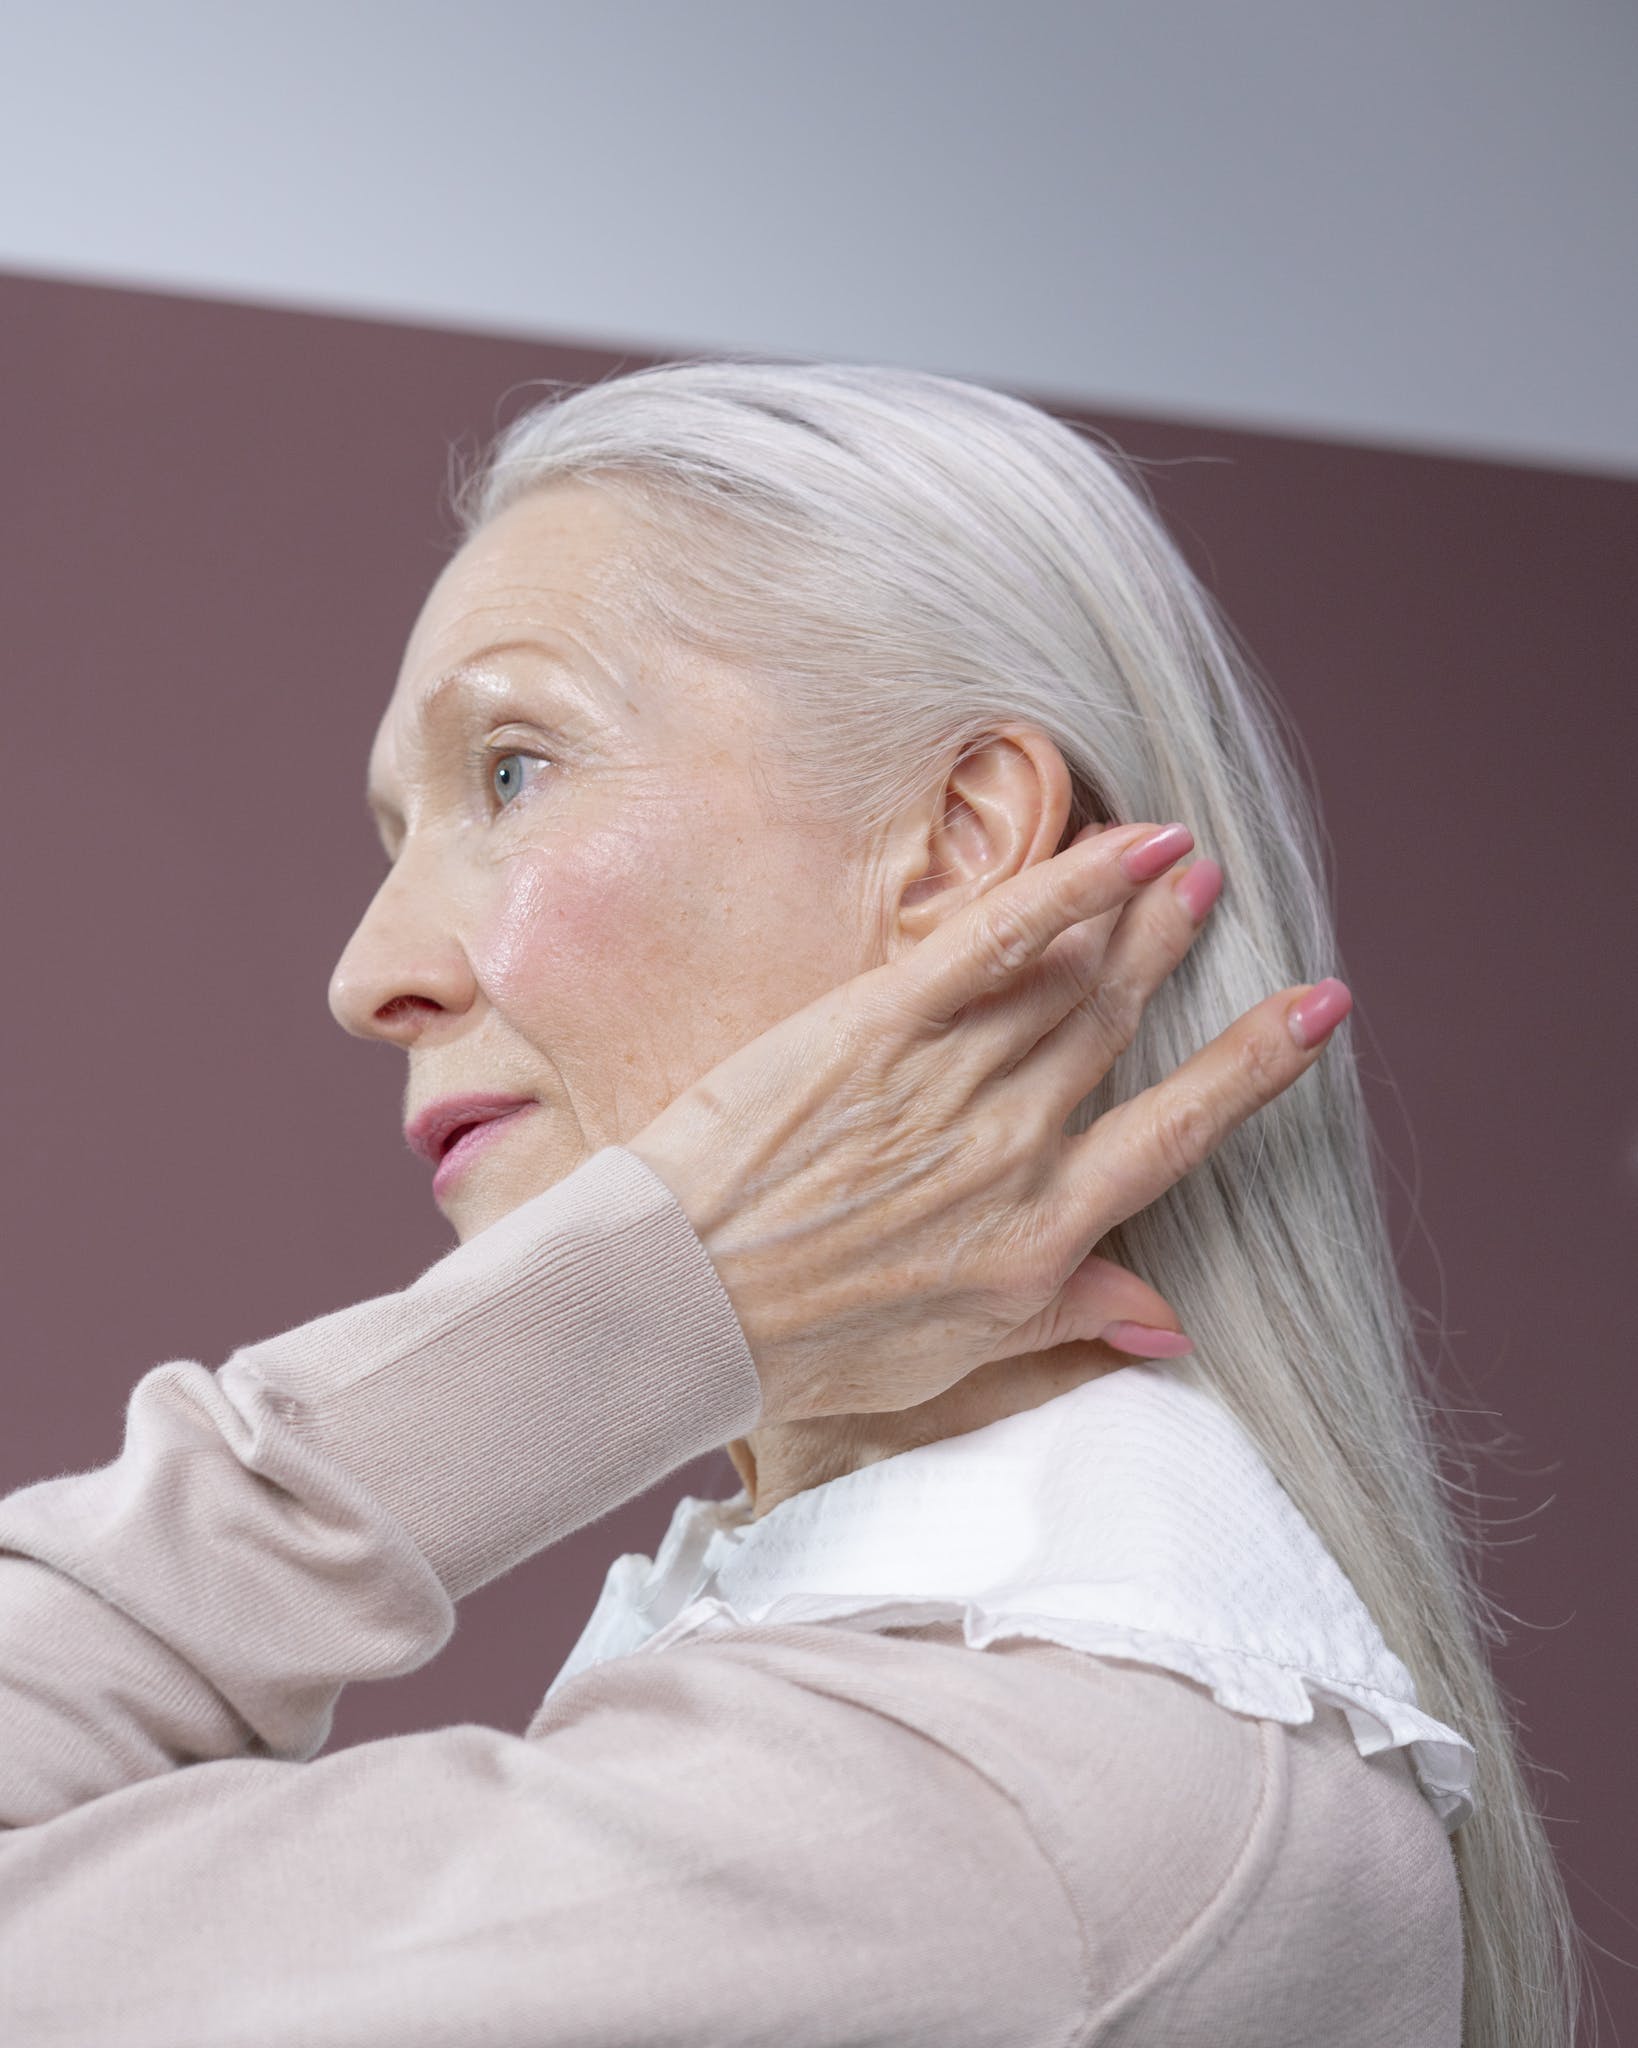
top-left (0, 1629), bottom-right (1087, 2045)
top-left (0, 1143), bottom-right (1089, 2044)
top-left (0, 1146), bottom-right (761, 1818)
top-left (0, 1144), bottom-right (765, 1815)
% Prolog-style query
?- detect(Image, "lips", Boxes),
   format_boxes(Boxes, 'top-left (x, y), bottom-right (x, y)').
top-left (404, 1093), bottom-right (537, 1168)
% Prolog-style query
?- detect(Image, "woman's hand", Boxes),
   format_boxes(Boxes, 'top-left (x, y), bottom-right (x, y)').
top-left (626, 820), bottom-right (1351, 1426)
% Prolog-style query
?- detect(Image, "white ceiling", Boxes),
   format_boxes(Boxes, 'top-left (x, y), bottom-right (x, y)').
top-left (1, 0), bottom-right (1632, 478)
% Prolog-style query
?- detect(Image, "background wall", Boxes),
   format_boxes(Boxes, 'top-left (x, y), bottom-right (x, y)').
top-left (1, 4), bottom-right (1632, 2032)
top-left (0, 0), bottom-right (1633, 480)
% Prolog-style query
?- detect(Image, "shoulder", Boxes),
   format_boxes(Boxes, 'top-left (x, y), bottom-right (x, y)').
top-left (538, 1619), bottom-right (1462, 2043)
top-left (531, 1621), bottom-right (1096, 2041)
top-left (865, 1623), bottom-right (1464, 2041)
top-left (534, 1620), bottom-right (1264, 2019)
top-left (648, 1622), bottom-right (1275, 1975)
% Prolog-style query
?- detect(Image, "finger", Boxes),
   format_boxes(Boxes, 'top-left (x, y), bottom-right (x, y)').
top-left (902, 820), bottom-right (1196, 1032)
top-left (1005, 821), bottom-right (1137, 1022)
top-left (985, 1251), bottom-right (1194, 1362)
top-left (950, 881), bottom-right (1125, 1068)
top-left (1027, 853), bottom-right (1223, 1123)
top-left (1069, 1251), bottom-right (1196, 1354)
top-left (1059, 979), bottom-right (1353, 1248)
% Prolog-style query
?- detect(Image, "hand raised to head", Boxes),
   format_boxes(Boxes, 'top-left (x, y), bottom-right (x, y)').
top-left (627, 819), bottom-right (1351, 1426)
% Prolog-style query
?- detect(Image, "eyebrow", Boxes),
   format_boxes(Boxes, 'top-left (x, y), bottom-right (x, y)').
top-left (363, 636), bottom-right (607, 836)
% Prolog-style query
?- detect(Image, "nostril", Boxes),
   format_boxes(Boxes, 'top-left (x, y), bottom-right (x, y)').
top-left (376, 994), bottom-right (440, 1028)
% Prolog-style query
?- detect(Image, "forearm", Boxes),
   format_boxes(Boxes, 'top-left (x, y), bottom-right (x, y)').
top-left (0, 1145), bottom-right (763, 1825)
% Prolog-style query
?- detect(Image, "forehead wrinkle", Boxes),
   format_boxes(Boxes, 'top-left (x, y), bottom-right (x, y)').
top-left (363, 633), bottom-right (627, 832)
top-left (424, 628), bottom-right (630, 719)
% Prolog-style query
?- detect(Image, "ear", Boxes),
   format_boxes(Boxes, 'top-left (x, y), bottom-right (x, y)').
top-left (894, 727), bottom-right (1076, 942)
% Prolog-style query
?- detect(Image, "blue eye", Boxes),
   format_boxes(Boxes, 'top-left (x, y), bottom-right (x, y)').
top-left (490, 751), bottom-right (545, 808)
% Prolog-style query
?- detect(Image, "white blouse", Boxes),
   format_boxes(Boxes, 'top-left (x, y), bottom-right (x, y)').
top-left (549, 1359), bottom-right (1477, 1833)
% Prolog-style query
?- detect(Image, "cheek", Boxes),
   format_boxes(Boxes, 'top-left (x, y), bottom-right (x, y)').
top-left (469, 832), bottom-right (686, 1011)
top-left (471, 854), bottom-right (553, 996)
top-left (464, 796), bottom-right (859, 1088)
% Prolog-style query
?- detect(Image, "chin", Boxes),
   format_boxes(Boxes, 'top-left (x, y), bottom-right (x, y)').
top-left (442, 1183), bottom-right (511, 1245)
top-left (446, 1157), bottom-right (566, 1243)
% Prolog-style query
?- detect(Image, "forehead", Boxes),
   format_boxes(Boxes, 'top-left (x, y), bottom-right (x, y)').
top-left (397, 482), bottom-right (640, 693)
top-left (368, 486), bottom-right (650, 761)
top-left (363, 481), bottom-right (777, 839)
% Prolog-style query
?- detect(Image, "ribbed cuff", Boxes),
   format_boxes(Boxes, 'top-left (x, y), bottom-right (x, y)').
top-left (222, 1146), bottom-right (766, 1600)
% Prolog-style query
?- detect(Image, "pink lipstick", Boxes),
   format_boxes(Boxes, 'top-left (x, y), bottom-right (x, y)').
top-left (404, 1093), bottom-right (536, 1200)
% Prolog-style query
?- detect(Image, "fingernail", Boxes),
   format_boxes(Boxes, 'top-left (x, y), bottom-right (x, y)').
top-left (1172, 857), bottom-right (1223, 923)
top-left (1287, 977), bottom-right (1353, 1048)
top-left (1120, 823), bottom-right (1194, 882)
top-left (1099, 1321), bottom-right (1196, 1357)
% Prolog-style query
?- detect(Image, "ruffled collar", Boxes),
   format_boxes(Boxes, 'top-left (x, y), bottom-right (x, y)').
top-left (546, 1362), bottom-right (1476, 1832)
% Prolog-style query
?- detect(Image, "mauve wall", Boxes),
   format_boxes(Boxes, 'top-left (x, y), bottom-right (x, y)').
top-left (3, 271), bottom-right (1632, 1987)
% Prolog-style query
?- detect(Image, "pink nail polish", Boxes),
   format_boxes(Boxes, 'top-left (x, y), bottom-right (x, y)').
top-left (1173, 858), bottom-right (1223, 923)
top-left (1099, 1321), bottom-right (1196, 1357)
top-left (1287, 977), bottom-right (1353, 1048)
top-left (1121, 824), bottom-right (1194, 882)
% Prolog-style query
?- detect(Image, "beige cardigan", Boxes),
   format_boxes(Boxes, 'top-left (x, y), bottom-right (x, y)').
top-left (0, 1145), bottom-right (1464, 2045)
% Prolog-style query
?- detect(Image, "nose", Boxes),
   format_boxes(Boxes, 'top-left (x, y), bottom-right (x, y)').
top-left (328, 853), bottom-right (477, 1045)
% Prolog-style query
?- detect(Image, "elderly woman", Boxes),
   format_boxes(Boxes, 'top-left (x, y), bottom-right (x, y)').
top-left (0, 360), bottom-right (1577, 2045)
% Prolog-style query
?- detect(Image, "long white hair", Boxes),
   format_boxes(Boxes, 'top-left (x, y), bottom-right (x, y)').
top-left (450, 354), bottom-right (1587, 2045)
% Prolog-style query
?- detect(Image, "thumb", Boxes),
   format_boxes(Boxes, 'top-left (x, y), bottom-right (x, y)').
top-left (1053, 1251), bottom-right (1196, 1358)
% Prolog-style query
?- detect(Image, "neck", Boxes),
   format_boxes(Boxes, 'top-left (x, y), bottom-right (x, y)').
top-left (725, 1338), bottom-right (1133, 1521)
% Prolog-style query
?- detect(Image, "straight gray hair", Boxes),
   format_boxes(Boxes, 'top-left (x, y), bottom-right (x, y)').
top-left (451, 354), bottom-right (1587, 2045)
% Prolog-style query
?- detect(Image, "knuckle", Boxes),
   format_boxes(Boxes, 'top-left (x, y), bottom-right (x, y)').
top-left (1153, 1086), bottom-right (1216, 1179)
top-left (1009, 1093), bottom-right (1062, 1176)
top-left (1013, 1229), bottom-right (1068, 1306)
top-left (1080, 972), bottom-right (1141, 1055)
top-left (976, 895), bottom-right (1038, 981)
top-left (1231, 1018), bottom-right (1289, 1098)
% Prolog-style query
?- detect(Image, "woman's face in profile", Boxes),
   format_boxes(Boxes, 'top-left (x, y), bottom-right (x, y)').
top-left (329, 480), bottom-right (866, 1241)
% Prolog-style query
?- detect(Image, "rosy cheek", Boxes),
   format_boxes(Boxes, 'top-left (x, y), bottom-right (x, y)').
top-left (471, 839), bottom-right (671, 1006)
